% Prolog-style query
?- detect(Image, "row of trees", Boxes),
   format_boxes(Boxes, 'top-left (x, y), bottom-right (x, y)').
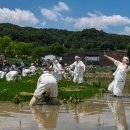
top-left (1, 23), bottom-right (130, 59)
top-left (0, 36), bottom-right (64, 61)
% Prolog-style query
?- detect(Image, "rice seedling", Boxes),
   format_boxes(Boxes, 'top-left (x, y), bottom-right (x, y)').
top-left (0, 75), bottom-right (107, 103)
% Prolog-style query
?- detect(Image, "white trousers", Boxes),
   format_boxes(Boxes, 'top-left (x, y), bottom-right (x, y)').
top-left (73, 73), bottom-right (84, 84)
top-left (108, 79), bottom-right (125, 96)
top-left (34, 75), bottom-right (58, 99)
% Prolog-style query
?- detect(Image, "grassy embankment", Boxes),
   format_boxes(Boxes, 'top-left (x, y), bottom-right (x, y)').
top-left (0, 75), bottom-right (107, 103)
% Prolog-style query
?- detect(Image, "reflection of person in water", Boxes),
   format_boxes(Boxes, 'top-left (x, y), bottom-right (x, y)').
top-left (31, 105), bottom-right (58, 129)
top-left (108, 98), bottom-right (128, 130)
top-left (73, 105), bottom-right (80, 124)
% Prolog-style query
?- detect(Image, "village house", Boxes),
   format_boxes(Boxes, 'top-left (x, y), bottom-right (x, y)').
top-left (63, 51), bottom-right (127, 66)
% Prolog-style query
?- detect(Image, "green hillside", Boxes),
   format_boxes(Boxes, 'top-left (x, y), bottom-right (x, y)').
top-left (0, 23), bottom-right (130, 60)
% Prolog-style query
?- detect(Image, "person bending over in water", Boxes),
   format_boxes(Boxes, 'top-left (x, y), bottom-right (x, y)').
top-left (29, 71), bottom-right (58, 107)
top-left (6, 70), bottom-right (21, 81)
top-left (104, 53), bottom-right (129, 97)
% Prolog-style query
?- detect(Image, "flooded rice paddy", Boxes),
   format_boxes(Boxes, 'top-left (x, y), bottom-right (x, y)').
top-left (0, 95), bottom-right (130, 130)
top-left (0, 78), bottom-right (130, 130)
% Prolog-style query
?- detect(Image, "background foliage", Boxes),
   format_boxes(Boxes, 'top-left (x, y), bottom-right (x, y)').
top-left (0, 23), bottom-right (130, 59)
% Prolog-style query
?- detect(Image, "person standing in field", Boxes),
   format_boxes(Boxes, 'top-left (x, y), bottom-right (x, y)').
top-left (104, 53), bottom-right (129, 97)
top-left (29, 71), bottom-right (58, 107)
top-left (52, 60), bottom-right (63, 81)
top-left (19, 61), bottom-right (25, 74)
top-left (29, 63), bottom-right (37, 75)
top-left (10, 64), bottom-right (16, 71)
top-left (70, 56), bottom-right (86, 84)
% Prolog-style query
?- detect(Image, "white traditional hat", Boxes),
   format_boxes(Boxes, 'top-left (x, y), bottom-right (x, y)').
top-left (75, 55), bottom-right (80, 59)
top-left (123, 56), bottom-right (129, 63)
top-left (43, 71), bottom-right (49, 74)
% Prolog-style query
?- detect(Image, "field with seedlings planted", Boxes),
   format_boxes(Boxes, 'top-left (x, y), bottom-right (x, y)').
top-left (0, 75), bottom-right (107, 103)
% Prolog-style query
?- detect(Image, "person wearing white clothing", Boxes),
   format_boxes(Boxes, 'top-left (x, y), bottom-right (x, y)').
top-left (104, 54), bottom-right (129, 97)
top-left (29, 71), bottom-right (58, 107)
top-left (10, 64), bottom-right (16, 71)
top-left (22, 69), bottom-right (31, 77)
top-left (0, 71), bottom-right (6, 79)
top-left (6, 71), bottom-right (21, 81)
top-left (70, 56), bottom-right (85, 84)
top-left (53, 60), bottom-right (63, 81)
top-left (29, 64), bottom-right (37, 75)
top-left (62, 64), bottom-right (74, 79)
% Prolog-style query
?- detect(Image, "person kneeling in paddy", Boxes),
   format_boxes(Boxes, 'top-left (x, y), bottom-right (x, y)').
top-left (6, 70), bottom-right (21, 81)
top-left (22, 68), bottom-right (31, 77)
top-left (29, 71), bottom-right (58, 107)
top-left (104, 53), bottom-right (129, 97)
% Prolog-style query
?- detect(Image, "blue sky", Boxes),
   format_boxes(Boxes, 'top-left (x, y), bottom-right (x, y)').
top-left (1, 0), bottom-right (130, 35)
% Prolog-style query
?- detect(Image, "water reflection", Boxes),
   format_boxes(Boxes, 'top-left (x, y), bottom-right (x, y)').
top-left (31, 105), bottom-right (58, 130)
top-left (108, 98), bottom-right (128, 130)
top-left (0, 97), bottom-right (130, 130)
top-left (74, 105), bottom-right (81, 124)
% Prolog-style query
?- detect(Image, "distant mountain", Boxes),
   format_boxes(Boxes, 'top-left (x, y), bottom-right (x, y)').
top-left (0, 23), bottom-right (130, 51)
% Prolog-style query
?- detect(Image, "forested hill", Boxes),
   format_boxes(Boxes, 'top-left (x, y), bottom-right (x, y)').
top-left (0, 23), bottom-right (130, 51)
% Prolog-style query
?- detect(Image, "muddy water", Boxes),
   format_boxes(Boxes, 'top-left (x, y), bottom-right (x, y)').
top-left (0, 95), bottom-right (130, 130)
top-left (0, 79), bottom-right (130, 130)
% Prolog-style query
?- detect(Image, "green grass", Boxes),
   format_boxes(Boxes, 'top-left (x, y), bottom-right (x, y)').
top-left (58, 80), bottom-right (103, 99)
top-left (0, 76), bottom-right (38, 102)
top-left (0, 75), bottom-right (107, 102)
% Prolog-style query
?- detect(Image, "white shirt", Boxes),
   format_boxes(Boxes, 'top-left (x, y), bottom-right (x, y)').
top-left (6, 71), bottom-right (18, 81)
top-left (29, 65), bottom-right (36, 72)
top-left (53, 63), bottom-right (62, 74)
top-left (22, 69), bottom-right (31, 76)
top-left (34, 73), bottom-right (58, 98)
top-left (70, 60), bottom-right (85, 75)
top-left (113, 60), bottom-right (127, 81)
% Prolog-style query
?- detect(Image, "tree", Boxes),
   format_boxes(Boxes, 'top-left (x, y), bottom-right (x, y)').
top-left (49, 43), bottom-right (65, 56)
top-left (1, 23), bottom-right (130, 54)
top-left (100, 41), bottom-right (114, 51)
top-left (17, 42), bottom-right (33, 58)
top-left (33, 47), bottom-right (48, 59)
top-left (6, 41), bottom-right (18, 58)
top-left (0, 36), bottom-right (12, 55)
top-left (127, 44), bottom-right (130, 59)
